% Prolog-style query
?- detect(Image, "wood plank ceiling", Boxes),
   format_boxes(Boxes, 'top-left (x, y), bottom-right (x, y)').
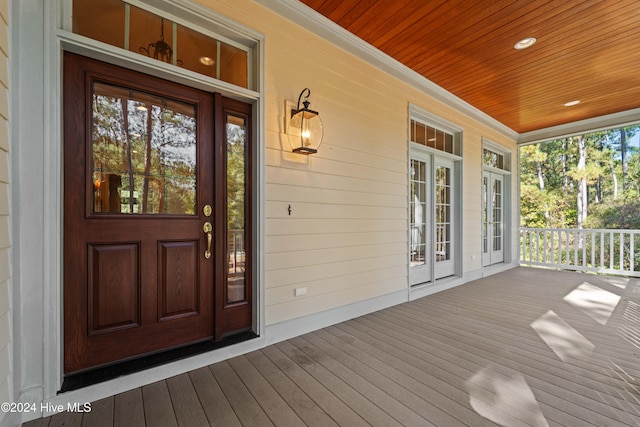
top-left (298, 0), bottom-right (640, 134)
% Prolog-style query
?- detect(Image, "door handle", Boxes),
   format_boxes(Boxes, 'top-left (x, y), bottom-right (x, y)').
top-left (203, 222), bottom-right (212, 259)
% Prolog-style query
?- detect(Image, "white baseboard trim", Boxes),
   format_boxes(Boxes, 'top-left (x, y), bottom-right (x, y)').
top-left (9, 386), bottom-right (44, 425)
top-left (264, 288), bottom-right (409, 346)
top-left (410, 275), bottom-right (467, 300)
top-left (482, 262), bottom-right (518, 277)
top-left (409, 262), bottom-right (518, 301)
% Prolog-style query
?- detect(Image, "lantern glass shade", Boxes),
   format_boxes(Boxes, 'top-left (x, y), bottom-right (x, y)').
top-left (289, 96), bottom-right (323, 154)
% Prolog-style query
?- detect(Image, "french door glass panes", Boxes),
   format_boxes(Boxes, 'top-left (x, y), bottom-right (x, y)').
top-left (435, 165), bottom-right (451, 262)
top-left (483, 171), bottom-right (504, 266)
top-left (410, 159), bottom-right (430, 285)
top-left (409, 154), bottom-right (457, 285)
top-left (434, 161), bottom-right (455, 279)
top-left (493, 178), bottom-right (503, 252)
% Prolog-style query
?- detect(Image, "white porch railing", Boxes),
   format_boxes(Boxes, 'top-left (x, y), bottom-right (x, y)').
top-left (520, 227), bottom-right (640, 277)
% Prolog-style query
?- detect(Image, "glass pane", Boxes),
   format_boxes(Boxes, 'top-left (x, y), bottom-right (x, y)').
top-left (482, 176), bottom-right (488, 253)
top-left (220, 43), bottom-right (248, 88)
top-left (435, 166), bottom-right (451, 262)
top-left (91, 81), bottom-right (197, 215)
top-left (130, 6), bottom-right (173, 63)
top-left (227, 114), bottom-right (247, 304)
top-left (493, 179), bottom-right (502, 251)
top-left (426, 126), bottom-right (436, 149)
top-left (410, 160), bottom-right (426, 267)
top-left (73, 0), bottom-right (125, 47)
top-left (177, 24), bottom-right (219, 78)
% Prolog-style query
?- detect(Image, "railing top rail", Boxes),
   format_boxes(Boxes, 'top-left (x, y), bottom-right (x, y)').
top-left (520, 227), bottom-right (640, 234)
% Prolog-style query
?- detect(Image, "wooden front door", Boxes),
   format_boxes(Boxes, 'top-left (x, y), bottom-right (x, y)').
top-left (63, 53), bottom-right (252, 374)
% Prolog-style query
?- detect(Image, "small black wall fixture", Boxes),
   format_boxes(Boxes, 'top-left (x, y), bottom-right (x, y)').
top-left (289, 88), bottom-right (324, 154)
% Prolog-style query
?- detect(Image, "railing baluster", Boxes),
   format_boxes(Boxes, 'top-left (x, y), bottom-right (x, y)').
top-left (582, 230), bottom-right (587, 267)
top-left (610, 232), bottom-right (614, 270)
top-left (600, 231), bottom-right (604, 268)
top-left (573, 230), bottom-right (582, 267)
top-left (619, 231), bottom-right (624, 271)
top-left (632, 233), bottom-right (636, 272)
top-left (591, 232), bottom-right (595, 268)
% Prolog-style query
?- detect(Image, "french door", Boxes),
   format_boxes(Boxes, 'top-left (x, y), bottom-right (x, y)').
top-left (482, 171), bottom-right (504, 266)
top-left (63, 53), bottom-right (252, 373)
top-left (410, 158), bottom-right (430, 285)
top-left (434, 159), bottom-right (455, 279)
top-left (410, 154), bottom-right (457, 285)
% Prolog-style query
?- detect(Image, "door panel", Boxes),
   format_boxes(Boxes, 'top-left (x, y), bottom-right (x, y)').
top-left (482, 171), bottom-right (504, 266)
top-left (158, 240), bottom-right (200, 321)
top-left (410, 158), bottom-right (430, 285)
top-left (64, 53), bottom-right (221, 373)
top-left (88, 243), bottom-right (140, 334)
top-left (434, 161), bottom-right (455, 279)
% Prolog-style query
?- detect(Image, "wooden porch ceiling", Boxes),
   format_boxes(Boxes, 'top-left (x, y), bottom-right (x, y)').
top-left (27, 268), bottom-right (640, 426)
top-left (298, 0), bottom-right (640, 135)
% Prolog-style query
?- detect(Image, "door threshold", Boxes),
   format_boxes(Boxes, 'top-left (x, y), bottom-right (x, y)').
top-left (59, 331), bottom-right (258, 393)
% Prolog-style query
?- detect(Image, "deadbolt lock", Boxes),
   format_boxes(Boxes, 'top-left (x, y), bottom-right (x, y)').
top-left (203, 204), bottom-right (212, 217)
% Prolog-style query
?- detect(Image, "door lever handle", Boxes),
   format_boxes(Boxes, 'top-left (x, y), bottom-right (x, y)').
top-left (203, 222), bottom-right (212, 259)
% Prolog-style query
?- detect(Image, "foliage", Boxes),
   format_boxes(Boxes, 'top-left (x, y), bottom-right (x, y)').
top-left (520, 125), bottom-right (640, 229)
top-left (92, 88), bottom-right (197, 215)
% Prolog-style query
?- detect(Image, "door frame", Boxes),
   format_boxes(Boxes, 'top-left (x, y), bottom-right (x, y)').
top-left (481, 138), bottom-right (512, 269)
top-left (15, 0), bottom-right (265, 398)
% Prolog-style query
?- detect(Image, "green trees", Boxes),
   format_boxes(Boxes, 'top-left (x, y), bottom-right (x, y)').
top-left (520, 125), bottom-right (640, 229)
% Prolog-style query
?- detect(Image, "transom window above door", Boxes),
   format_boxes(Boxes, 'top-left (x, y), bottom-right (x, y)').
top-left (72, 0), bottom-right (250, 88)
top-left (410, 119), bottom-right (461, 156)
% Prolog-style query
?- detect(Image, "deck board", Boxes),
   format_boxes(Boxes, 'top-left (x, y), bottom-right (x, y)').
top-left (141, 381), bottom-right (177, 427)
top-left (22, 267), bottom-right (640, 426)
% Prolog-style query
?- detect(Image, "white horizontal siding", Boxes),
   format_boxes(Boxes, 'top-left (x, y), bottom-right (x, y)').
top-left (260, 8), bottom-right (410, 323)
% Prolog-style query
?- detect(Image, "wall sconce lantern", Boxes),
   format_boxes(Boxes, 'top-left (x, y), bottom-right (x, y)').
top-left (289, 88), bottom-right (323, 154)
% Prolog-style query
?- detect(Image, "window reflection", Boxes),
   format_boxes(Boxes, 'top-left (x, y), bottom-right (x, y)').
top-left (91, 81), bottom-right (197, 215)
top-left (227, 114), bottom-right (247, 304)
top-left (410, 160), bottom-right (427, 267)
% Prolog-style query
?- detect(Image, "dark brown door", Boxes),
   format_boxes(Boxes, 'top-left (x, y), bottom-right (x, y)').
top-left (63, 53), bottom-right (251, 374)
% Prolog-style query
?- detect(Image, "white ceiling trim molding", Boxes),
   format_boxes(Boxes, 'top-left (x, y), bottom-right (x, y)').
top-left (518, 107), bottom-right (640, 145)
top-left (255, 0), bottom-right (519, 141)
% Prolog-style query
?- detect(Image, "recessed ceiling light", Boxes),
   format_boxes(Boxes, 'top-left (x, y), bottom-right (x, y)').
top-left (199, 56), bottom-right (215, 66)
top-left (564, 100), bottom-right (580, 107)
top-left (514, 37), bottom-right (536, 50)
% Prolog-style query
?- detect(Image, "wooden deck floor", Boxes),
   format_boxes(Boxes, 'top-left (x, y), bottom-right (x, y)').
top-left (24, 267), bottom-right (640, 426)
